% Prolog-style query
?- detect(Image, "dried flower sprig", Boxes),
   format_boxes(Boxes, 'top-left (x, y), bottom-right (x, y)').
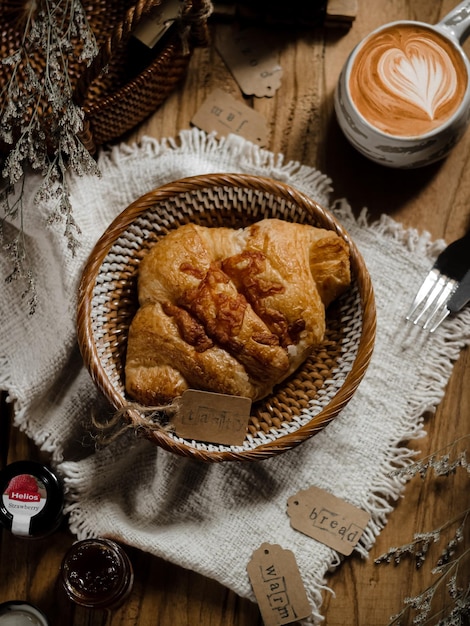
top-left (376, 437), bottom-right (469, 626)
top-left (375, 510), bottom-right (468, 570)
top-left (387, 545), bottom-right (469, 626)
top-left (0, 0), bottom-right (100, 312)
top-left (388, 435), bottom-right (469, 481)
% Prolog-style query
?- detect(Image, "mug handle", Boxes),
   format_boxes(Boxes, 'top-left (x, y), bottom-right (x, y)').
top-left (438, 1), bottom-right (470, 44)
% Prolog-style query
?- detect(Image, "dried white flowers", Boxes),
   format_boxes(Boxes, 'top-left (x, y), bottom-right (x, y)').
top-left (0, 0), bottom-right (100, 311)
top-left (376, 436), bottom-right (469, 625)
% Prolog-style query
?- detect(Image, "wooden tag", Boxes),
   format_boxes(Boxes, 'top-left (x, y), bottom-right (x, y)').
top-left (133, 0), bottom-right (185, 48)
top-left (247, 543), bottom-right (311, 625)
top-left (191, 88), bottom-right (269, 146)
top-left (324, 0), bottom-right (358, 27)
top-left (215, 28), bottom-right (283, 98)
top-left (170, 389), bottom-right (251, 445)
top-left (287, 486), bottom-right (370, 556)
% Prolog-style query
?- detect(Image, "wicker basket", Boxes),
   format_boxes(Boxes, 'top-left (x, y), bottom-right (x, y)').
top-left (0, 0), bottom-right (210, 154)
top-left (77, 173), bottom-right (376, 462)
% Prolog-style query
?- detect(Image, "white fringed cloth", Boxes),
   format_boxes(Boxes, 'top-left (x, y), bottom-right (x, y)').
top-left (1, 130), bottom-right (469, 624)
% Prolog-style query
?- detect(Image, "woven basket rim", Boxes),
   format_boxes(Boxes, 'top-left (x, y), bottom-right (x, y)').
top-left (82, 34), bottom-right (182, 116)
top-left (77, 173), bottom-right (376, 462)
top-left (0, 0), bottom-right (209, 152)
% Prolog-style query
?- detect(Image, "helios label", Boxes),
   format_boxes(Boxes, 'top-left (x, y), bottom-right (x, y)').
top-left (3, 473), bottom-right (47, 536)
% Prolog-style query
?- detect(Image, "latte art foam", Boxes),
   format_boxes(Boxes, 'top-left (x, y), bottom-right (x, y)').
top-left (349, 24), bottom-right (468, 137)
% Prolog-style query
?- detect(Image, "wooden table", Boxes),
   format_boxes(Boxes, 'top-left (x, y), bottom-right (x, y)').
top-left (1, 1), bottom-right (469, 624)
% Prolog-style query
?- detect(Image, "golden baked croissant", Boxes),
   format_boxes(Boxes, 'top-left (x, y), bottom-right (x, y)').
top-left (125, 218), bottom-right (350, 404)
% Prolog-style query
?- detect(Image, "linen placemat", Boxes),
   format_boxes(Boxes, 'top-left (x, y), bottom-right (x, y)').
top-left (1, 129), bottom-right (469, 624)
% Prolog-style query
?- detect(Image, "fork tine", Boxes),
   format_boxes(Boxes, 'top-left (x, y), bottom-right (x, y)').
top-left (405, 268), bottom-right (440, 320)
top-left (422, 278), bottom-right (456, 331)
top-left (412, 275), bottom-right (448, 326)
top-left (406, 230), bottom-right (470, 333)
top-left (428, 307), bottom-right (451, 333)
top-left (406, 269), bottom-right (458, 331)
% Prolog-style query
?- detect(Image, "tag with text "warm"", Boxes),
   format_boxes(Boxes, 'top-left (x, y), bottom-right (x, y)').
top-left (247, 543), bottom-right (311, 626)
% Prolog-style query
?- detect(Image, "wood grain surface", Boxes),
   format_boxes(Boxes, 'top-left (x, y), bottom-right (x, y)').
top-left (1, 1), bottom-right (469, 624)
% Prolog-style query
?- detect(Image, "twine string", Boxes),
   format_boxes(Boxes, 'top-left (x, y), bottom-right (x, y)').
top-left (91, 398), bottom-right (182, 447)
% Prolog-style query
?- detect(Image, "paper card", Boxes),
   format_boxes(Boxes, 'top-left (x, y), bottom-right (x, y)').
top-left (287, 486), bottom-right (371, 556)
top-left (247, 543), bottom-right (311, 626)
top-left (191, 88), bottom-right (269, 146)
top-left (170, 389), bottom-right (251, 445)
top-left (215, 27), bottom-right (283, 97)
top-left (133, 0), bottom-right (185, 48)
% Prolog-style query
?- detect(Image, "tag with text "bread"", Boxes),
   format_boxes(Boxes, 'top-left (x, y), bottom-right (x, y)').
top-left (191, 88), bottom-right (269, 146)
top-left (287, 486), bottom-right (370, 556)
top-left (170, 389), bottom-right (251, 446)
top-left (247, 543), bottom-right (311, 626)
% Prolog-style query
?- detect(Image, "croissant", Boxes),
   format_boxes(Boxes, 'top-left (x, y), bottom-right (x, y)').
top-left (124, 218), bottom-right (350, 405)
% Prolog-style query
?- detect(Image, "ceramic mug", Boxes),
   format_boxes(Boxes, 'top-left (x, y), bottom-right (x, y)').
top-left (334, 1), bottom-right (470, 168)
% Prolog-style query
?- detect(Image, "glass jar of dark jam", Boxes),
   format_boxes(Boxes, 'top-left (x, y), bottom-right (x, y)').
top-left (60, 538), bottom-right (134, 609)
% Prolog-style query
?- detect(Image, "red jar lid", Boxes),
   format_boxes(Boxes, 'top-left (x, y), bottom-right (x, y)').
top-left (0, 461), bottom-right (64, 539)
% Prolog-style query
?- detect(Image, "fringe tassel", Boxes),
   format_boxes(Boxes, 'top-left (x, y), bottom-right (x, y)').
top-left (332, 199), bottom-right (470, 566)
top-left (97, 129), bottom-right (333, 207)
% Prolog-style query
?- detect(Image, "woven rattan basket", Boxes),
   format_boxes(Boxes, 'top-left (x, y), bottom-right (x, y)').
top-left (0, 0), bottom-right (210, 153)
top-left (77, 173), bottom-right (376, 462)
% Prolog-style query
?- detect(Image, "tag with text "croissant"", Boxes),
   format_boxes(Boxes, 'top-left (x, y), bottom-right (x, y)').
top-left (170, 389), bottom-right (251, 446)
top-left (247, 543), bottom-right (311, 626)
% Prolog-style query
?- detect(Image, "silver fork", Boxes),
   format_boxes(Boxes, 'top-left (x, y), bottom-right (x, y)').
top-left (406, 230), bottom-right (470, 332)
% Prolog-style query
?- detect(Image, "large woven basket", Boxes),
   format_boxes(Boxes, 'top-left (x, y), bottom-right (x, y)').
top-left (0, 0), bottom-right (210, 153)
top-left (77, 173), bottom-right (376, 462)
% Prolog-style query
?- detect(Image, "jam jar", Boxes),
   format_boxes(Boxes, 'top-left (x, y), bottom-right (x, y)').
top-left (0, 461), bottom-right (64, 539)
top-left (0, 601), bottom-right (50, 626)
top-left (60, 538), bottom-right (134, 609)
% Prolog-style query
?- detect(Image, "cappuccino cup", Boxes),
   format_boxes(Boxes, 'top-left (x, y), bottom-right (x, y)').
top-left (335, 2), bottom-right (470, 168)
